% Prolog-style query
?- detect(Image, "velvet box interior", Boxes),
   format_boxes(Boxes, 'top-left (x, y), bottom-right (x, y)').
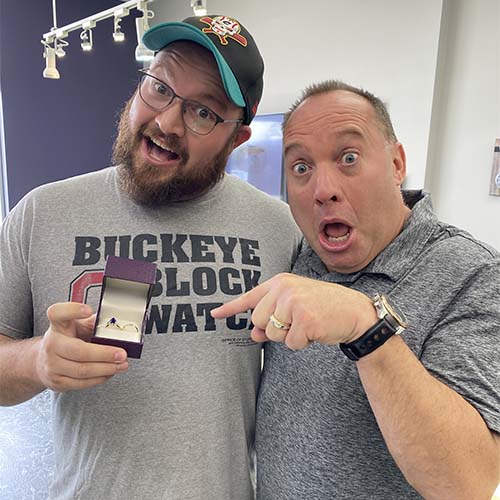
top-left (91, 255), bottom-right (157, 358)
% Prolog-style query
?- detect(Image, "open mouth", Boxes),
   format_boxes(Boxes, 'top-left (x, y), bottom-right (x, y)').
top-left (146, 136), bottom-right (180, 163)
top-left (323, 222), bottom-right (352, 244)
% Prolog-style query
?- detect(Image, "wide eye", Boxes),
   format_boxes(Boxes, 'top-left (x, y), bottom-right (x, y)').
top-left (341, 151), bottom-right (358, 165)
top-left (152, 81), bottom-right (168, 96)
top-left (192, 104), bottom-right (215, 122)
top-left (292, 162), bottom-right (309, 175)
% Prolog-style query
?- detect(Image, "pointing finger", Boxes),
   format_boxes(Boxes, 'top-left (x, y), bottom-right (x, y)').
top-left (211, 281), bottom-right (271, 319)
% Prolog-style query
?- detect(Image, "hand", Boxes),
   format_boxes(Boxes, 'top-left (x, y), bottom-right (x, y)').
top-left (211, 273), bottom-right (377, 351)
top-left (35, 302), bottom-right (128, 392)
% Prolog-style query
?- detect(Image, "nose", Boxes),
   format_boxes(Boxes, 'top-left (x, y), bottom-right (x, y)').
top-left (154, 99), bottom-right (185, 137)
top-left (313, 164), bottom-right (341, 205)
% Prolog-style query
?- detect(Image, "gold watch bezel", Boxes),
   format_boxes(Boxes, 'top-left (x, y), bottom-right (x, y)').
top-left (373, 294), bottom-right (408, 331)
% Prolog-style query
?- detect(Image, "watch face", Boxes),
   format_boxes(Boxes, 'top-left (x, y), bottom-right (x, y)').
top-left (378, 294), bottom-right (408, 328)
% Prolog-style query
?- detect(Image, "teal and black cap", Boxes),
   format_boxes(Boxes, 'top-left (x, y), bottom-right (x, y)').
top-left (143, 15), bottom-right (264, 125)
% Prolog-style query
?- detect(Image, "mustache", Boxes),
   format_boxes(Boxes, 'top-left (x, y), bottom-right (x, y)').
top-left (142, 126), bottom-right (189, 165)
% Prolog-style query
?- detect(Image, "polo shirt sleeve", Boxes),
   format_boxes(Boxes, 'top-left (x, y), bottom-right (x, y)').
top-left (419, 259), bottom-right (500, 434)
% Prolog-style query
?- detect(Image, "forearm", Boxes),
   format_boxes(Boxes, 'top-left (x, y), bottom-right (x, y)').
top-left (358, 335), bottom-right (500, 500)
top-left (0, 335), bottom-right (46, 406)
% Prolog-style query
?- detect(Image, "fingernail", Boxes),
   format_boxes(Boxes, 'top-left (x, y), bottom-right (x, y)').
top-left (114, 351), bottom-right (127, 362)
top-left (81, 304), bottom-right (92, 315)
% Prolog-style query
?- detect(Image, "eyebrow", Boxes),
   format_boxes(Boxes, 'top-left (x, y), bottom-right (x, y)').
top-left (196, 91), bottom-right (230, 113)
top-left (283, 142), bottom-right (305, 158)
top-left (284, 127), bottom-right (365, 157)
top-left (145, 68), bottom-right (231, 113)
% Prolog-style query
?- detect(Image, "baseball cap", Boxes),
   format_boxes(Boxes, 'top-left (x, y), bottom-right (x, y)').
top-left (142, 15), bottom-right (264, 125)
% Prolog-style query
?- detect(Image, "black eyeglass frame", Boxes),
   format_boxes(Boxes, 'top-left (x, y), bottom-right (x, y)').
top-left (137, 69), bottom-right (243, 135)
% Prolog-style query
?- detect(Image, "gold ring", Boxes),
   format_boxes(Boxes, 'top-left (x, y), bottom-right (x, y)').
top-left (269, 313), bottom-right (291, 330)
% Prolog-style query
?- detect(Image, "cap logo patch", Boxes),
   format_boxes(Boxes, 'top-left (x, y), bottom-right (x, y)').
top-left (200, 16), bottom-right (248, 47)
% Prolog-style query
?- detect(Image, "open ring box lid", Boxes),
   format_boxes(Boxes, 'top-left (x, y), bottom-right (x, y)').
top-left (91, 255), bottom-right (157, 358)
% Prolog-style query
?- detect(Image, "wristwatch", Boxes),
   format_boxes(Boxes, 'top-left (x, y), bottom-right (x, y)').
top-left (339, 294), bottom-right (408, 361)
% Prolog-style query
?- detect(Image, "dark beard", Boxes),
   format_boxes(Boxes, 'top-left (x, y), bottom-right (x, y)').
top-left (112, 99), bottom-right (237, 207)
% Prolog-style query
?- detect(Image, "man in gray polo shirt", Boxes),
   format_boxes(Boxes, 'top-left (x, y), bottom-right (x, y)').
top-left (212, 80), bottom-right (500, 499)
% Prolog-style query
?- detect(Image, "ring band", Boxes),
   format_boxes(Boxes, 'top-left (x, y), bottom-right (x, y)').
top-left (105, 317), bottom-right (139, 332)
top-left (269, 314), bottom-right (291, 330)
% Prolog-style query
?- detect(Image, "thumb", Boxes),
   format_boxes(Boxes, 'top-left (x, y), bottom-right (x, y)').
top-left (46, 302), bottom-right (94, 338)
top-left (76, 313), bottom-right (97, 342)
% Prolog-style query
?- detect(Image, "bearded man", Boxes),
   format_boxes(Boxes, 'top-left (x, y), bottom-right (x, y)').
top-left (0, 15), bottom-right (300, 500)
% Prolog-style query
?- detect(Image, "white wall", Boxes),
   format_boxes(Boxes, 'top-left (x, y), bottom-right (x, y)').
top-left (153, 0), bottom-right (443, 189)
top-left (425, 0), bottom-right (500, 250)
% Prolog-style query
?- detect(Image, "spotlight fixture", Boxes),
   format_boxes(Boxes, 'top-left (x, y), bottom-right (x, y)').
top-left (54, 37), bottom-right (68, 58)
top-left (41, 0), bottom-right (155, 79)
top-left (135, 18), bottom-right (154, 62)
top-left (43, 45), bottom-right (60, 79)
top-left (190, 0), bottom-right (207, 16)
top-left (80, 29), bottom-right (93, 52)
top-left (135, 1), bottom-right (155, 62)
top-left (113, 16), bottom-right (125, 42)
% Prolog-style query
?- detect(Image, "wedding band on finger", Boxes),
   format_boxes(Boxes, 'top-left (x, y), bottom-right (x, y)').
top-left (269, 313), bottom-right (291, 331)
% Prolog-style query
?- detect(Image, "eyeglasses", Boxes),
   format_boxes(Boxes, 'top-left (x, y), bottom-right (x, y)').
top-left (137, 70), bottom-right (243, 135)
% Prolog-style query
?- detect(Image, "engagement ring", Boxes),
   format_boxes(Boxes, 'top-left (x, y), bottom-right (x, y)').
top-left (105, 317), bottom-right (139, 332)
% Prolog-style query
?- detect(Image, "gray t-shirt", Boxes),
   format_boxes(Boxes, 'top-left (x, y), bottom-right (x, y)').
top-left (0, 167), bottom-right (302, 500)
top-left (256, 191), bottom-right (500, 500)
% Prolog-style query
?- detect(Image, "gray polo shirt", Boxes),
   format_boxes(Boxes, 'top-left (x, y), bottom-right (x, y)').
top-left (256, 191), bottom-right (500, 500)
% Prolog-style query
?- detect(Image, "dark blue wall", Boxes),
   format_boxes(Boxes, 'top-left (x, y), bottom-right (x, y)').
top-left (0, 0), bottom-right (141, 209)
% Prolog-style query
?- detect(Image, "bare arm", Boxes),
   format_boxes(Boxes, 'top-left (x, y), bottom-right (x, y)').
top-left (357, 335), bottom-right (500, 500)
top-left (0, 302), bottom-right (129, 407)
top-left (0, 334), bottom-right (46, 405)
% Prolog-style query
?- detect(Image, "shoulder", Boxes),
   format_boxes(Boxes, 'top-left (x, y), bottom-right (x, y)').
top-left (7, 168), bottom-right (116, 214)
top-left (224, 174), bottom-right (282, 202)
top-left (400, 220), bottom-right (500, 303)
top-left (426, 221), bottom-right (499, 269)
top-left (29, 167), bottom-right (115, 200)
top-left (223, 174), bottom-right (296, 218)
top-left (3, 168), bottom-right (117, 231)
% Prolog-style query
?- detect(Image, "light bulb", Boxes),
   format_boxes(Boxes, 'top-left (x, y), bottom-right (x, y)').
top-left (113, 30), bottom-right (125, 42)
top-left (135, 43), bottom-right (154, 62)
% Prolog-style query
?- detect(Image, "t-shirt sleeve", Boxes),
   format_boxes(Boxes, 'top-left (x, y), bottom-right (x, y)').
top-left (419, 261), bottom-right (500, 433)
top-left (0, 197), bottom-right (34, 339)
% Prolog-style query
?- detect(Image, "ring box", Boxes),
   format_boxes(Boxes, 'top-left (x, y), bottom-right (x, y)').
top-left (91, 255), bottom-right (157, 358)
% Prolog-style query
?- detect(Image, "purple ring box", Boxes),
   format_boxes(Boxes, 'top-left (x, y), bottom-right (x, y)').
top-left (91, 255), bottom-right (157, 358)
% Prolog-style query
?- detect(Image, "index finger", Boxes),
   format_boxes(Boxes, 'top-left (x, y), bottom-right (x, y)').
top-left (210, 280), bottom-right (271, 319)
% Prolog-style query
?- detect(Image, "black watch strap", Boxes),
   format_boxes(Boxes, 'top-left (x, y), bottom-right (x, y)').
top-left (339, 317), bottom-right (398, 361)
